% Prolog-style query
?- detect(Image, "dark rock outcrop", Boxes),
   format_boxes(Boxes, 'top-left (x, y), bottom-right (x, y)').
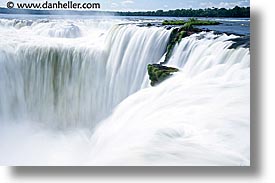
top-left (228, 36), bottom-right (250, 49)
top-left (162, 26), bottom-right (201, 64)
top-left (147, 64), bottom-right (179, 86)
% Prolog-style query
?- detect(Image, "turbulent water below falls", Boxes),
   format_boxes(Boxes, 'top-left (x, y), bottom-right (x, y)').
top-left (0, 17), bottom-right (250, 166)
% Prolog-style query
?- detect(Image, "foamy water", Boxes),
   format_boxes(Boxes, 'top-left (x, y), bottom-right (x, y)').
top-left (0, 17), bottom-right (250, 166)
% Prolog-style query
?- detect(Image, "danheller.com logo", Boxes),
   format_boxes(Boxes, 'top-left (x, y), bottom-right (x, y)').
top-left (6, 1), bottom-right (101, 9)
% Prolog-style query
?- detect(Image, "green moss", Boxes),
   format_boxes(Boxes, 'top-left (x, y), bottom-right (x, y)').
top-left (162, 20), bottom-right (186, 25)
top-left (162, 18), bottom-right (220, 26)
top-left (163, 28), bottom-right (187, 64)
top-left (147, 64), bottom-right (179, 86)
top-left (181, 22), bottom-right (194, 31)
top-left (161, 18), bottom-right (220, 64)
top-left (177, 30), bottom-right (188, 41)
top-left (187, 18), bottom-right (220, 25)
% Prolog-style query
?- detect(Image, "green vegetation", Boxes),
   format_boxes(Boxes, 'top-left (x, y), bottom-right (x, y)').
top-left (181, 22), bottom-right (194, 31)
top-left (162, 18), bottom-right (220, 26)
top-left (147, 64), bottom-right (179, 86)
top-left (161, 18), bottom-right (220, 63)
top-left (118, 6), bottom-right (250, 18)
top-left (164, 29), bottom-right (186, 63)
top-left (188, 17), bottom-right (220, 25)
top-left (162, 20), bottom-right (185, 25)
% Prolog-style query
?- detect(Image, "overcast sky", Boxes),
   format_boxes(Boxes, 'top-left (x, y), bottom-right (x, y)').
top-left (0, 0), bottom-right (250, 11)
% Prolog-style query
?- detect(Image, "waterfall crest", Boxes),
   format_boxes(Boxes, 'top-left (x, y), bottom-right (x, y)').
top-left (0, 23), bottom-right (171, 128)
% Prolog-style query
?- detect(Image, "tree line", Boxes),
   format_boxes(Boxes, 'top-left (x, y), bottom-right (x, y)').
top-left (117, 6), bottom-right (250, 18)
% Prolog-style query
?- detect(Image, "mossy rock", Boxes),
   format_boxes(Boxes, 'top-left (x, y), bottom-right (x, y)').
top-left (147, 64), bottom-right (179, 86)
top-left (162, 20), bottom-right (186, 25)
top-left (162, 18), bottom-right (219, 64)
top-left (162, 28), bottom-right (188, 64)
top-left (162, 18), bottom-right (220, 26)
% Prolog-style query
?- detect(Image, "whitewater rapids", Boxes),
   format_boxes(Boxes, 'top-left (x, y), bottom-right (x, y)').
top-left (0, 17), bottom-right (250, 166)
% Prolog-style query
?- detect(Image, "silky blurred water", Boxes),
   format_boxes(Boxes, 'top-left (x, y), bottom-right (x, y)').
top-left (0, 15), bottom-right (250, 166)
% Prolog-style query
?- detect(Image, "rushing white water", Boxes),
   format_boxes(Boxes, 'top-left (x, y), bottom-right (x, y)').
top-left (0, 19), bottom-right (170, 128)
top-left (87, 32), bottom-right (250, 166)
top-left (0, 17), bottom-right (250, 166)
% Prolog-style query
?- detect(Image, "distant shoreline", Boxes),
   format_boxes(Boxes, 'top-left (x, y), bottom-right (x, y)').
top-left (0, 6), bottom-right (250, 18)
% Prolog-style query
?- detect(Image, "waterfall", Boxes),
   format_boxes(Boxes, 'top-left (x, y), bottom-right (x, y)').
top-left (0, 22), bottom-right (171, 129)
top-left (166, 32), bottom-right (250, 79)
top-left (0, 18), bottom-right (250, 165)
top-left (86, 32), bottom-right (250, 165)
